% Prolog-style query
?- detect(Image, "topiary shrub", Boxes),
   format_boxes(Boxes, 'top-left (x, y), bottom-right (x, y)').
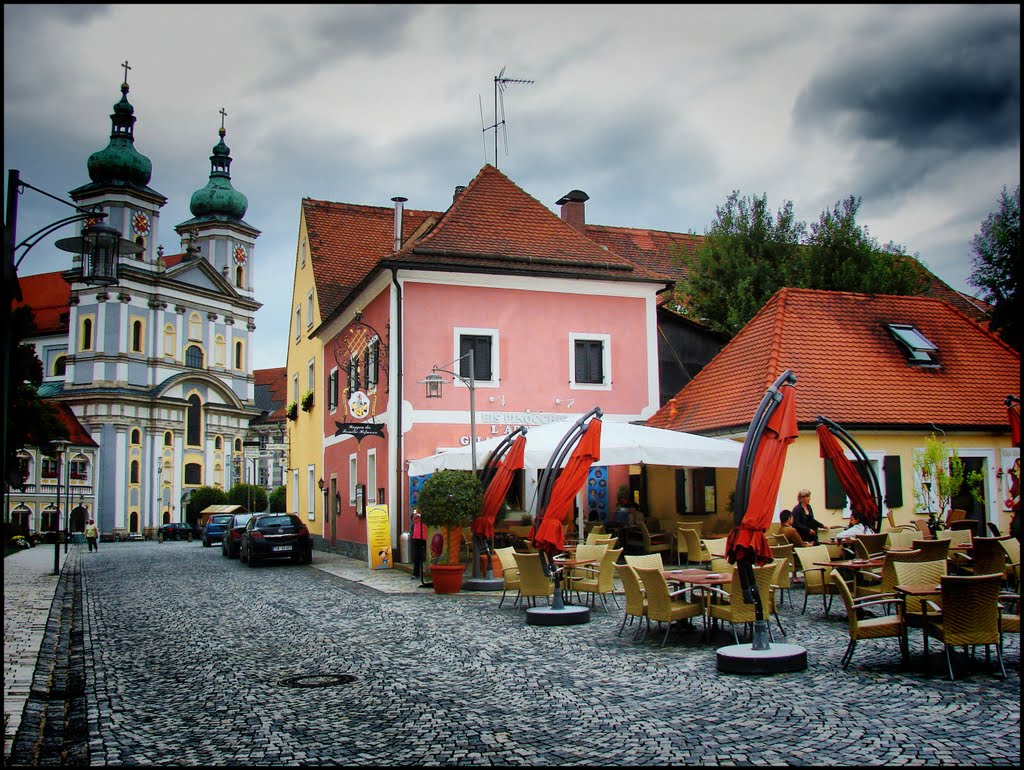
top-left (417, 469), bottom-right (483, 565)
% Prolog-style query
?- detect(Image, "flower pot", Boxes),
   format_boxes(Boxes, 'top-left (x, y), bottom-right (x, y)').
top-left (430, 563), bottom-right (466, 594)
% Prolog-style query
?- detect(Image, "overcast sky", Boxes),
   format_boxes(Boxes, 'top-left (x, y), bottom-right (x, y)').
top-left (5, 4), bottom-right (1020, 371)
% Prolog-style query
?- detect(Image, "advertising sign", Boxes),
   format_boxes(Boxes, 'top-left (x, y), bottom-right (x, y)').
top-left (366, 504), bottom-right (392, 570)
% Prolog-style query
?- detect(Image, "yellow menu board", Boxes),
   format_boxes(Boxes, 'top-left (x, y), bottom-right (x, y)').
top-left (366, 504), bottom-right (392, 570)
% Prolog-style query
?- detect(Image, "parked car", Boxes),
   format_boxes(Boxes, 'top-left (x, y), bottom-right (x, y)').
top-left (202, 514), bottom-right (235, 547)
top-left (124, 531), bottom-right (145, 542)
top-left (221, 513), bottom-right (255, 559)
top-left (240, 513), bottom-right (312, 567)
top-left (157, 522), bottom-right (195, 541)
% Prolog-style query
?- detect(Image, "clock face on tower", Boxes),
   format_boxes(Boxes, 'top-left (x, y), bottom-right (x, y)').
top-left (233, 245), bottom-right (248, 265)
top-left (131, 211), bottom-right (150, 236)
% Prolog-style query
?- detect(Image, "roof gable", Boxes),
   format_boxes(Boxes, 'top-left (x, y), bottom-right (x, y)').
top-left (13, 272), bottom-right (71, 335)
top-left (253, 366), bottom-right (288, 421)
top-left (162, 256), bottom-right (239, 295)
top-left (647, 287), bottom-right (1020, 434)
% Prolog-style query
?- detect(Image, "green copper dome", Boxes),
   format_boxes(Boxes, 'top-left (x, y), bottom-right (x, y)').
top-left (86, 82), bottom-right (153, 186)
top-left (189, 127), bottom-right (248, 220)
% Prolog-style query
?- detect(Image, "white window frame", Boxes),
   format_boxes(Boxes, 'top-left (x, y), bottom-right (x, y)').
top-left (569, 332), bottom-right (611, 390)
top-left (366, 450), bottom-right (377, 504)
top-left (453, 327), bottom-right (499, 389)
top-left (349, 453), bottom-right (358, 504)
top-left (307, 466), bottom-right (316, 517)
top-left (328, 366), bottom-right (339, 413)
top-left (307, 359), bottom-right (316, 394)
top-left (292, 469), bottom-right (299, 515)
top-left (306, 291), bottom-right (314, 329)
top-left (292, 373), bottom-right (300, 403)
top-left (294, 307), bottom-right (302, 341)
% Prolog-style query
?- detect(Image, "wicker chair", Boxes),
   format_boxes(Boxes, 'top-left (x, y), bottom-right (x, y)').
top-left (585, 532), bottom-right (618, 547)
top-left (937, 528), bottom-right (974, 547)
top-left (923, 573), bottom-right (1007, 680)
top-left (570, 547), bottom-right (622, 611)
top-left (635, 522), bottom-right (673, 559)
top-left (704, 564), bottom-right (777, 644)
top-left (511, 552), bottom-right (554, 612)
top-left (614, 563), bottom-right (647, 639)
top-left (766, 557), bottom-right (788, 636)
top-left (624, 553), bottom-right (665, 571)
top-left (675, 521), bottom-right (703, 565)
top-left (679, 528), bottom-right (710, 568)
top-left (769, 543), bottom-right (795, 610)
top-left (709, 556), bottom-right (734, 575)
top-left (635, 566), bottom-right (706, 647)
top-left (830, 571), bottom-right (907, 670)
top-left (963, 536), bottom-right (1009, 579)
top-left (912, 519), bottom-right (933, 539)
top-left (912, 538), bottom-right (950, 561)
top-left (795, 544), bottom-right (846, 616)
top-left (853, 532), bottom-right (888, 560)
top-left (999, 537), bottom-right (1020, 589)
top-left (893, 559), bottom-right (948, 635)
top-left (494, 546), bottom-right (521, 609)
top-left (705, 537), bottom-right (729, 559)
top-left (855, 548), bottom-right (931, 602)
top-left (885, 529), bottom-right (917, 550)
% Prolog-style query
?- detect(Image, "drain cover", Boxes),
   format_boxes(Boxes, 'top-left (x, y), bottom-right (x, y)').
top-left (279, 673), bottom-right (357, 688)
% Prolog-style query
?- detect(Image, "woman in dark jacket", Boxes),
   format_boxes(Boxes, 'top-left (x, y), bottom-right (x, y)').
top-left (791, 489), bottom-right (827, 544)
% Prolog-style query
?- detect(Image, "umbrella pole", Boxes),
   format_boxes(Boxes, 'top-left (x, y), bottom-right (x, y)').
top-left (738, 558), bottom-right (770, 650)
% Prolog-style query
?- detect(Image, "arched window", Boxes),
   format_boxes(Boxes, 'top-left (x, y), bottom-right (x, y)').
top-left (235, 265), bottom-right (244, 288)
top-left (130, 511), bottom-right (140, 532)
top-left (234, 340), bottom-right (244, 369)
top-left (185, 344), bottom-right (204, 369)
top-left (132, 320), bottom-right (144, 352)
top-left (234, 438), bottom-right (242, 453)
top-left (214, 335), bottom-right (226, 367)
top-left (69, 454), bottom-right (89, 482)
top-left (131, 429), bottom-right (141, 445)
top-left (188, 312), bottom-right (203, 341)
top-left (186, 394), bottom-right (202, 446)
top-left (53, 355), bottom-right (67, 377)
top-left (81, 317), bottom-right (93, 351)
top-left (164, 431), bottom-right (173, 447)
top-left (130, 460), bottom-right (140, 484)
top-left (184, 463), bottom-right (202, 485)
top-left (164, 325), bottom-right (176, 357)
top-left (214, 436), bottom-right (222, 450)
top-left (134, 236), bottom-right (146, 259)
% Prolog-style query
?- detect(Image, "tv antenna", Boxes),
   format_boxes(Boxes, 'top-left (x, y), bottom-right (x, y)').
top-left (480, 67), bottom-right (534, 169)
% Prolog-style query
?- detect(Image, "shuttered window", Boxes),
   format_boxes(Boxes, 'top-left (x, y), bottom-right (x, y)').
top-left (883, 455), bottom-right (903, 508)
top-left (574, 340), bottom-right (604, 384)
top-left (459, 335), bottom-right (492, 382)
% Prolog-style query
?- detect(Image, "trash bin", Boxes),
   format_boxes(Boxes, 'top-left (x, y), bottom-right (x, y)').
top-left (399, 531), bottom-right (411, 564)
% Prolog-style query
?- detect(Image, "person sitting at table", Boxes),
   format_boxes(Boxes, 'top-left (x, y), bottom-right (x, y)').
top-left (791, 489), bottom-right (827, 544)
top-left (778, 510), bottom-right (807, 547)
top-left (627, 501), bottom-right (646, 527)
top-left (834, 508), bottom-right (870, 541)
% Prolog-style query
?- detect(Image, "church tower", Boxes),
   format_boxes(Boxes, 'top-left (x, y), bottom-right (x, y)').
top-left (175, 110), bottom-right (260, 298)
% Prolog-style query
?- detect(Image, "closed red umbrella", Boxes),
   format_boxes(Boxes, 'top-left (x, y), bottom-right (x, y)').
top-left (472, 433), bottom-right (526, 539)
top-left (532, 418), bottom-right (602, 556)
top-left (1007, 395), bottom-right (1020, 448)
top-left (816, 422), bottom-right (879, 531)
top-left (726, 381), bottom-right (798, 567)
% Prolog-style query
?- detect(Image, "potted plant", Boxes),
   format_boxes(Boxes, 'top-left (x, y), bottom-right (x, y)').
top-left (912, 433), bottom-right (964, 534)
top-left (417, 469), bottom-right (484, 594)
top-left (286, 402), bottom-right (298, 421)
top-left (301, 390), bottom-right (315, 412)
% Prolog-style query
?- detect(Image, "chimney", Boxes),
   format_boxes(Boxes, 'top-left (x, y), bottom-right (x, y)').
top-left (453, 185), bottom-right (467, 203)
top-left (556, 189), bottom-right (589, 233)
top-left (391, 196), bottom-right (408, 253)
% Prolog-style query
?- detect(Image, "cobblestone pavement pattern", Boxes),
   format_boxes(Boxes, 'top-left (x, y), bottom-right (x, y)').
top-left (5, 541), bottom-right (1021, 766)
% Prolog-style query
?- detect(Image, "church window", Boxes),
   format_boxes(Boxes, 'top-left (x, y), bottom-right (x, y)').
top-left (186, 394), bottom-right (202, 446)
top-left (130, 460), bottom-right (140, 484)
top-left (214, 335), bottom-right (226, 367)
top-left (235, 340), bottom-right (244, 369)
top-left (80, 317), bottom-right (94, 351)
top-left (132, 320), bottom-right (144, 352)
top-left (131, 429), bottom-right (141, 445)
top-left (188, 312), bottom-right (203, 342)
top-left (53, 355), bottom-right (67, 377)
top-left (164, 325), bottom-right (176, 357)
top-left (185, 344), bottom-right (204, 369)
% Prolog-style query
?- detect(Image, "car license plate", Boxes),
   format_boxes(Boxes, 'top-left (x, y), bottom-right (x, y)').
top-left (272, 545), bottom-right (292, 552)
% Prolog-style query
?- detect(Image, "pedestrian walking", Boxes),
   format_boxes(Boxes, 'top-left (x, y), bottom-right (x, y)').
top-left (85, 519), bottom-right (99, 552)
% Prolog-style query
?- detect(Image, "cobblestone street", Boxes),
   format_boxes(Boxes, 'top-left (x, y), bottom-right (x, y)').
top-left (6, 541), bottom-right (1021, 766)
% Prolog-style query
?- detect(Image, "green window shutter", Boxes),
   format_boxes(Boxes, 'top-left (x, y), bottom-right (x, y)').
top-left (824, 459), bottom-right (846, 509)
top-left (883, 455), bottom-right (903, 508)
top-left (675, 468), bottom-right (687, 512)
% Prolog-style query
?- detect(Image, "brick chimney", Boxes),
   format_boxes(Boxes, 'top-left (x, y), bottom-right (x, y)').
top-left (556, 190), bottom-right (589, 233)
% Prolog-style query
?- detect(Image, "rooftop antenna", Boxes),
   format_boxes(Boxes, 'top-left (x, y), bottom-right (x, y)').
top-left (481, 67), bottom-right (534, 169)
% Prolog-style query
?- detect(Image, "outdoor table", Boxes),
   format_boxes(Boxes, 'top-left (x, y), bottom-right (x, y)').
top-left (554, 557), bottom-right (595, 605)
top-left (815, 557), bottom-right (884, 571)
top-left (895, 582), bottom-right (943, 661)
top-left (663, 568), bottom-right (732, 588)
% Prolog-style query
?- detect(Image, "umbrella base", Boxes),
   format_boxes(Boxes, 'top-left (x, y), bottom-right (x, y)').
top-left (716, 642), bottom-right (807, 674)
top-left (462, 577), bottom-right (504, 591)
top-left (526, 605), bottom-right (591, 626)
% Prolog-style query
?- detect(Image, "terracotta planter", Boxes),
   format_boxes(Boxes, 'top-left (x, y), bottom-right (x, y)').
top-left (430, 563), bottom-right (466, 594)
top-left (479, 553), bottom-right (503, 578)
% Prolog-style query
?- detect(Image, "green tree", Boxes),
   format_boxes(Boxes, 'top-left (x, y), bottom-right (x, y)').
top-left (417, 469), bottom-right (483, 565)
top-left (800, 195), bottom-right (922, 295)
top-left (677, 191), bottom-right (924, 336)
top-left (228, 483), bottom-right (268, 513)
top-left (677, 191), bottom-right (805, 335)
top-left (968, 184), bottom-right (1020, 351)
top-left (6, 305), bottom-right (68, 488)
top-left (912, 433), bottom-right (964, 532)
top-left (268, 485), bottom-right (287, 513)
top-left (185, 485), bottom-right (227, 522)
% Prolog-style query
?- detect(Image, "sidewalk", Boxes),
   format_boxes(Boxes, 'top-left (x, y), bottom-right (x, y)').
top-left (3, 543), bottom-right (68, 761)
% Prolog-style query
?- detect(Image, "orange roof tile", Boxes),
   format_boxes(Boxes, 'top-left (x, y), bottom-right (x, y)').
top-left (584, 225), bottom-right (702, 283)
top-left (52, 403), bottom-right (98, 447)
top-left (303, 199), bottom-right (438, 322)
top-left (646, 288), bottom-right (1020, 435)
top-left (394, 165), bottom-right (672, 284)
top-left (253, 366), bottom-right (288, 421)
top-left (13, 272), bottom-right (70, 335)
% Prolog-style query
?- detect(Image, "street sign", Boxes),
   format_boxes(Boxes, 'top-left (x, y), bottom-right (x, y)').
top-left (264, 443), bottom-right (288, 452)
top-left (243, 448), bottom-right (261, 459)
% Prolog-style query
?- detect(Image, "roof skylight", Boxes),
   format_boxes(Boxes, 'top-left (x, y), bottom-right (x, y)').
top-left (886, 323), bottom-right (939, 366)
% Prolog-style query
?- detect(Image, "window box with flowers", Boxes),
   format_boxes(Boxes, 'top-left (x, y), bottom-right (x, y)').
top-left (286, 402), bottom-right (298, 421)
top-left (301, 390), bottom-right (315, 412)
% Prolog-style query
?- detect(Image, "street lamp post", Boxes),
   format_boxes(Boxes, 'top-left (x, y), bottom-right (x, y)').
top-left (50, 439), bottom-right (71, 575)
top-left (4, 169), bottom-right (141, 532)
top-left (242, 436), bottom-right (261, 512)
top-left (423, 350), bottom-right (500, 589)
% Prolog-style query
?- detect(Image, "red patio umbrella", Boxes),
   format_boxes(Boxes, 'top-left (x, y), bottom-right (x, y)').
top-left (726, 378), bottom-right (798, 568)
top-left (531, 418), bottom-right (602, 556)
top-left (816, 422), bottom-right (879, 531)
top-left (472, 433), bottom-right (527, 540)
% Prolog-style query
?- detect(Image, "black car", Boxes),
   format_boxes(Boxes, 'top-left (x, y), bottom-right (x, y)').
top-left (221, 513), bottom-right (254, 559)
top-left (158, 522), bottom-right (195, 541)
top-left (240, 513), bottom-right (312, 566)
top-left (203, 513), bottom-right (235, 547)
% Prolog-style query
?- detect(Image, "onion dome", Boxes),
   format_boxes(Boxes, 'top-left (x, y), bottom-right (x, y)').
top-left (188, 125), bottom-right (248, 220)
top-left (86, 81), bottom-right (153, 186)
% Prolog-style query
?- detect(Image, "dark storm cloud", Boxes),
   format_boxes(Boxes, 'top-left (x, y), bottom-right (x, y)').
top-left (794, 7), bottom-right (1020, 152)
top-left (3, 4), bottom-right (110, 27)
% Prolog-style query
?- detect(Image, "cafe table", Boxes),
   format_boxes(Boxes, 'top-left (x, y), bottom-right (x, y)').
top-left (663, 568), bottom-right (732, 589)
top-left (894, 582), bottom-right (943, 662)
top-left (553, 557), bottom-right (596, 605)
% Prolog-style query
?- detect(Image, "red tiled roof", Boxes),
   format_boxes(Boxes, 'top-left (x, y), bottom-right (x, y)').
top-left (52, 403), bottom-right (98, 447)
top-left (646, 287), bottom-right (1020, 435)
top-left (303, 199), bottom-right (438, 322)
top-left (13, 272), bottom-right (70, 335)
top-left (394, 165), bottom-right (672, 284)
top-left (584, 225), bottom-right (702, 283)
top-left (253, 366), bottom-right (288, 421)
top-left (161, 253), bottom-right (188, 268)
